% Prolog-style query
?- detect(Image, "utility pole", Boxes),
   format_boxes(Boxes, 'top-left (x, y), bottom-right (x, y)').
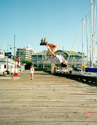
top-left (14, 35), bottom-right (16, 61)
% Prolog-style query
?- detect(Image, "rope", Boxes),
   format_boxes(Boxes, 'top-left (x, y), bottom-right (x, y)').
top-left (67, 21), bottom-right (82, 62)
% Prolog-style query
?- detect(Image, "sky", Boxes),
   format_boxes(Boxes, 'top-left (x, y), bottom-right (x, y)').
top-left (0, 0), bottom-right (97, 54)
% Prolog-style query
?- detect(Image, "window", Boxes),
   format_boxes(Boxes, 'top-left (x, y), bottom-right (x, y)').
top-left (38, 55), bottom-right (42, 61)
top-left (4, 65), bottom-right (6, 68)
top-left (32, 55), bottom-right (37, 62)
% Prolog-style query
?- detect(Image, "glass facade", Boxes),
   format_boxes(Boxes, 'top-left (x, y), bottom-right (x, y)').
top-left (32, 55), bottom-right (37, 62)
top-left (31, 50), bottom-right (85, 70)
top-left (32, 55), bottom-right (46, 70)
top-left (32, 55), bottom-right (45, 62)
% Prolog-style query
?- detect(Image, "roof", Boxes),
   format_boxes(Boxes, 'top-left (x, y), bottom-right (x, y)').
top-left (32, 49), bottom-right (83, 57)
top-left (55, 50), bottom-right (82, 57)
top-left (33, 50), bottom-right (48, 56)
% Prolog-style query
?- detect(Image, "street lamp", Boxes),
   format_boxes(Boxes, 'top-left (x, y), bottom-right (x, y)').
top-left (7, 45), bottom-right (12, 74)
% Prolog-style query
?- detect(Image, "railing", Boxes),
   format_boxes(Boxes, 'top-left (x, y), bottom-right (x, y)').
top-left (55, 72), bottom-right (97, 84)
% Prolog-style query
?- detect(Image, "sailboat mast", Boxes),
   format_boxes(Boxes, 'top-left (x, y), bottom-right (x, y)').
top-left (86, 15), bottom-right (88, 66)
top-left (82, 18), bottom-right (84, 67)
top-left (94, 0), bottom-right (96, 61)
top-left (90, 0), bottom-right (94, 67)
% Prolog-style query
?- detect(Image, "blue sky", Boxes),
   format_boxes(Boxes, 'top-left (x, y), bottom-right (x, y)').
top-left (0, 0), bottom-right (96, 54)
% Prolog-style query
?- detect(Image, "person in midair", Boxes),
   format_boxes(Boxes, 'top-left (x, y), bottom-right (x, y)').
top-left (40, 38), bottom-right (68, 67)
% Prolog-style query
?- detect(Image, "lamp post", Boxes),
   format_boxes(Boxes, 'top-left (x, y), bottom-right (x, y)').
top-left (7, 45), bottom-right (12, 74)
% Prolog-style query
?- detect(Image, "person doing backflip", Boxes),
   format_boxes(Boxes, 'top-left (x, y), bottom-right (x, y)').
top-left (40, 38), bottom-right (68, 67)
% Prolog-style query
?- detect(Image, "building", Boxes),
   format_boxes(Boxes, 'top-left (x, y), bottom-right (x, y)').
top-left (32, 54), bottom-right (45, 69)
top-left (0, 49), bottom-right (15, 74)
top-left (16, 46), bottom-right (34, 61)
top-left (0, 49), bottom-right (5, 58)
top-left (32, 50), bottom-right (51, 70)
top-left (55, 50), bottom-right (88, 67)
top-left (32, 49), bottom-right (87, 70)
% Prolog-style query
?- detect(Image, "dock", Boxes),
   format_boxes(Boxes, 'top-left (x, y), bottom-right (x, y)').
top-left (0, 71), bottom-right (97, 125)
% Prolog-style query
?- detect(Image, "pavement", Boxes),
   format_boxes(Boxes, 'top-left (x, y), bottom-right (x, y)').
top-left (0, 70), bottom-right (97, 125)
top-left (0, 75), bottom-right (20, 80)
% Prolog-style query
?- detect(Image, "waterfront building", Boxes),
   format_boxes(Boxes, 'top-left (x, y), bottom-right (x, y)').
top-left (32, 50), bottom-right (51, 70)
top-left (31, 49), bottom-right (86, 70)
top-left (0, 49), bottom-right (15, 74)
top-left (55, 50), bottom-right (87, 67)
top-left (16, 46), bottom-right (34, 61)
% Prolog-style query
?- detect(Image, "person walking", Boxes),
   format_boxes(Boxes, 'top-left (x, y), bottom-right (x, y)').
top-left (10, 65), bottom-right (14, 78)
top-left (30, 65), bottom-right (34, 80)
top-left (13, 65), bottom-right (18, 80)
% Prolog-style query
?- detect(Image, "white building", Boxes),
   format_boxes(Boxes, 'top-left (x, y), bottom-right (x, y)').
top-left (0, 50), bottom-right (15, 74)
top-left (0, 49), bottom-right (5, 58)
top-left (16, 46), bottom-right (34, 61)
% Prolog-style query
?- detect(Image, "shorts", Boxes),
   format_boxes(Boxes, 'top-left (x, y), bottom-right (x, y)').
top-left (14, 73), bottom-right (18, 76)
top-left (30, 70), bottom-right (34, 74)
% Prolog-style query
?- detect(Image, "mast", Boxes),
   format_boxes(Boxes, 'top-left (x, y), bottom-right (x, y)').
top-left (86, 15), bottom-right (89, 66)
top-left (90, 0), bottom-right (94, 67)
top-left (94, 0), bottom-right (96, 61)
top-left (82, 18), bottom-right (84, 68)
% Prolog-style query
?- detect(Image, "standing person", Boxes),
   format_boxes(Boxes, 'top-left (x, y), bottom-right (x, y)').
top-left (10, 66), bottom-right (14, 78)
top-left (40, 39), bottom-right (68, 67)
top-left (14, 65), bottom-right (18, 80)
top-left (30, 65), bottom-right (34, 80)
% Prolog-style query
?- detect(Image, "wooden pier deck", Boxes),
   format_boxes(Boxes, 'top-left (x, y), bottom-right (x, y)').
top-left (0, 71), bottom-right (97, 125)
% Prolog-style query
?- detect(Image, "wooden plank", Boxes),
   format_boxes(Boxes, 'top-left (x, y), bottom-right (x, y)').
top-left (0, 71), bottom-right (97, 125)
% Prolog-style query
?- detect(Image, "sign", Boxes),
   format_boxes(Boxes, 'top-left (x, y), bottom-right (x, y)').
top-left (16, 57), bottom-right (19, 62)
top-left (8, 52), bottom-right (12, 58)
